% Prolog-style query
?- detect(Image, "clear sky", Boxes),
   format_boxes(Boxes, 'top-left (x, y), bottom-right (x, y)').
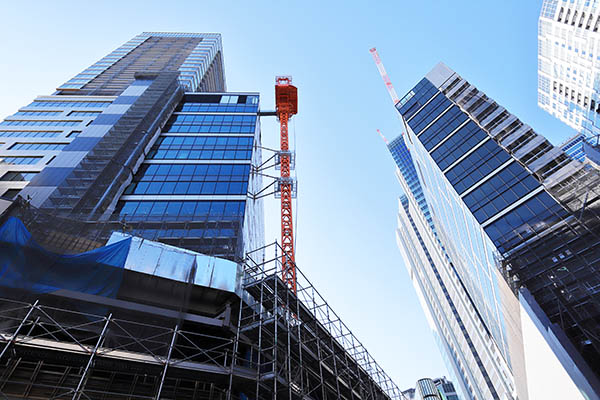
top-left (0, 0), bottom-right (573, 392)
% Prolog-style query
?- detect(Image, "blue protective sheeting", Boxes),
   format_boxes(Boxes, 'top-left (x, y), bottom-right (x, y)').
top-left (0, 217), bottom-right (131, 297)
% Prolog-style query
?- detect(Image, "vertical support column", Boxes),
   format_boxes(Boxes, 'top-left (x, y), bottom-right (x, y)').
top-left (285, 283), bottom-right (293, 400)
top-left (0, 300), bottom-right (39, 360)
top-left (273, 273), bottom-right (279, 399)
top-left (255, 270), bottom-right (265, 400)
top-left (72, 313), bottom-right (112, 400)
top-left (155, 324), bottom-right (178, 400)
top-left (227, 299), bottom-right (243, 400)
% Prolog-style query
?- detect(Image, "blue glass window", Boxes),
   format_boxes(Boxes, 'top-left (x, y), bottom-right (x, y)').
top-left (0, 171), bottom-right (37, 181)
top-left (164, 115), bottom-right (256, 133)
top-left (124, 164), bottom-right (251, 196)
top-left (148, 136), bottom-right (253, 160)
top-left (0, 120), bottom-right (81, 127)
top-left (397, 78), bottom-right (439, 120)
top-left (431, 121), bottom-right (489, 170)
top-left (0, 156), bottom-right (42, 165)
top-left (485, 191), bottom-right (567, 253)
top-left (463, 162), bottom-right (540, 223)
top-left (408, 94), bottom-right (453, 134)
top-left (116, 200), bottom-right (246, 222)
top-left (9, 143), bottom-right (67, 151)
top-left (177, 94), bottom-right (259, 113)
top-left (0, 131), bottom-right (61, 138)
top-left (444, 139), bottom-right (512, 194)
top-left (419, 106), bottom-right (468, 150)
top-left (14, 111), bottom-right (61, 116)
top-left (68, 111), bottom-right (102, 117)
top-left (27, 101), bottom-right (111, 108)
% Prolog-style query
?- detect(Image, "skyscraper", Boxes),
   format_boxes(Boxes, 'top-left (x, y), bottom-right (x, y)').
top-left (401, 377), bottom-right (460, 400)
top-left (0, 32), bottom-right (261, 260)
top-left (0, 33), bottom-right (405, 399)
top-left (537, 0), bottom-right (600, 165)
top-left (389, 62), bottom-right (600, 400)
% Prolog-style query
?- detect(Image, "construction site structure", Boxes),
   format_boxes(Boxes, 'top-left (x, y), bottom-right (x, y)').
top-left (275, 77), bottom-right (298, 293)
top-left (0, 202), bottom-right (406, 400)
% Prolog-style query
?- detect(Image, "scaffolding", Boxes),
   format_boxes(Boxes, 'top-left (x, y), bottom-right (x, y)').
top-left (0, 236), bottom-right (405, 400)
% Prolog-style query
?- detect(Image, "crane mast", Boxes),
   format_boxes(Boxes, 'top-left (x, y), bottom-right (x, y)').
top-left (369, 47), bottom-right (400, 106)
top-left (275, 76), bottom-right (298, 293)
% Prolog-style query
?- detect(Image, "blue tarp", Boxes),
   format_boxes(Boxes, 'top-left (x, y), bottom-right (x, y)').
top-left (0, 217), bottom-right (131, 297)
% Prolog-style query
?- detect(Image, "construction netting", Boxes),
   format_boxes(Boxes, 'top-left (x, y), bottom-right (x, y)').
top-left (0, 217), bottom-right (131, 297)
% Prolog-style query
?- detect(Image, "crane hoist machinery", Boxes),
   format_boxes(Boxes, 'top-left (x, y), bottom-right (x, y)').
top-left (275, 76), bottom-right (298, 293)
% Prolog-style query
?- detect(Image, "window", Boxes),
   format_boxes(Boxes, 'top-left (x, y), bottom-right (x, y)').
top-left (0, 131), bottom-right (61, 138)
top-left (67, 131), bottom-right (82, 138)
top-left (445, 139), bottom-right (512, 194)
top-left (116, 200), bottom-right (246, 222)
top-left (0, 156), bottom-right (43, 165)
top-left (0, 120), bottom-right (81, 127)
top-left (124, 164), bottom-right (251, 196)
top-left (14, 111), bottom-right (61, 116)
top-left (148, 135), bottom-right (254, 160)
top-left (1, 189), bottom-right (21, 199)
top-left (27, 101), bottom-right (111, 108)
top-left (0, 171), bottom-right (37, 181)
top-left (463, 162), bottom-right (540, 223)
top-left (68, 111), bottom-right (102, 117)
top-left (432, 121), bottom-right (489, 171)
top-left (176, 95), bottom-right (259, 113)
top-left (9, 143), bottom-right (67, 151)
top-left (164, 115), bottom-right (257, 134)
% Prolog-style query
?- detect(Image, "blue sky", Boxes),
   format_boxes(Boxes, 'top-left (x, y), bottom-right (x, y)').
top-left (0, 0), bottom-right (572, 391)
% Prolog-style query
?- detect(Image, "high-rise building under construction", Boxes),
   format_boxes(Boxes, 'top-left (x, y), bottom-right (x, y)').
top-left (385, 62), bottom-right (600, 400)
top-left (0, 32), bottom-right (405, 400)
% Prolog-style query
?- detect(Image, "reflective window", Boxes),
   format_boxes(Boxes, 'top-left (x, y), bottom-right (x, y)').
top-left (0, 120), bottom-right (81, 127)
top-left (68, 111), bottom-right (102, 117)
top-left (0, 131), bottom-right (61, 138)
top-left (463, 162), bottom-right (540, 223)
top-left (164, 114), bottom-right (256, 133)
top-left (485, 191), bottom-right (567, 253)
top-left (148, 136), bottom-right (253, 160)
top-left (14, 111), bottom-right (61, 116)
top-left (9, 143), bottom-right (67, 151)
top-left (177, 94), bottom-right (259, 113)
top-left (397, 78), bottom-right (439, 120)
top-left (445, 139), bottom-right (512, 194)
top-left (0, 156), bottom-right (42, 165)
top-left (419, 106), bottom-right (468, 150)
top-left (27, 101), bottom-right (111, 108)
top-left (431, 121), bottom-right (489, 170)
top-left (0, 171), bottom-right (37, 181)
top-left (116, 200), bottom-right (245, 222)
top-left (408, 95), bottom-right (452, 134)
top-left (124, 163), bottom-right (250, 196)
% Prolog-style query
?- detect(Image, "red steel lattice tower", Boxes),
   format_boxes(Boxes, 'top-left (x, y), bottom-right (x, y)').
top-left (275, 76), bottom-right (298, 293)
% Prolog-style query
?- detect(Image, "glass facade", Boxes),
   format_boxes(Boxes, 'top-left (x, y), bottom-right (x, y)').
top-left (538, 0), bottom-right (600, 163)
top-left (0, 32), bottom-right (225, 202)
top-left (392, 62), bottom-right (600, 400)
top-left (114, 92), bottom-right (262, 260)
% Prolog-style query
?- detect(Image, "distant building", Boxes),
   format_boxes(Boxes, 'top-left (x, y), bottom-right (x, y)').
top-left (433, 377), bottom-right (460, 400)
top-left (538, 0), bottom-right (600, 165)
top-left (403, 377), bottom-right (459, 400)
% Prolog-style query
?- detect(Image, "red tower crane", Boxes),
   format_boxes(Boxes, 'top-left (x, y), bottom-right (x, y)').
top-left (275, 76), bottom-right (298, 293)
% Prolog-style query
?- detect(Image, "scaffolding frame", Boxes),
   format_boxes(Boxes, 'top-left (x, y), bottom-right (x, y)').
top-left (0, 240), bottom-right (405, 400)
